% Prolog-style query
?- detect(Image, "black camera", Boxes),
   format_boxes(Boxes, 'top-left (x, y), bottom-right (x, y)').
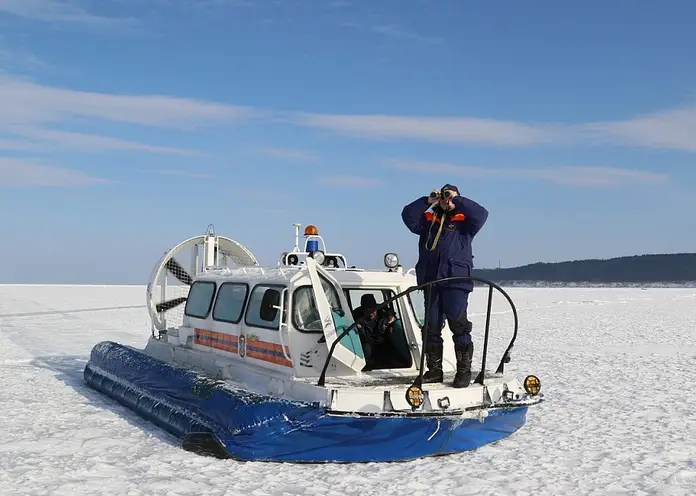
top-left (376, 306), bottom-right (396, 327)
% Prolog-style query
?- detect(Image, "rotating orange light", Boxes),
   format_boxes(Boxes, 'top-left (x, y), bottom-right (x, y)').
top-left (304, 225), bottom-right (318, 236)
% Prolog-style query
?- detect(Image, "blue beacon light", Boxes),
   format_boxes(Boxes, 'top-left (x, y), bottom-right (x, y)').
top-left (304, 225), bottom-right (319, 252)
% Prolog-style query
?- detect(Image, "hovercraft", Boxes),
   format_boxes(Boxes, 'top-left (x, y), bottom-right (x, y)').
top-left (83, 223), bottom-right (543, 463)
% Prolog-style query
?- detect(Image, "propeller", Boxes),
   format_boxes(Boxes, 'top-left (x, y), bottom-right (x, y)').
top-left (156, 296), bottom-right (188, 313)
top-left (155, 257), bottom-right (193, 313)
top-left (166, 258), bottom-right (193, 285)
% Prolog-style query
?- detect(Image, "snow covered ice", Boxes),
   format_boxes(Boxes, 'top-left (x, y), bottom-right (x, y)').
top-left (1, 285), bottom-right (695, 496)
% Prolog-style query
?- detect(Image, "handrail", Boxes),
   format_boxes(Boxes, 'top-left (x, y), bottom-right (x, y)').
top-left (275, 287), bottom-right (293, 365)
top-left (316, 275), bottom-right (518, 390)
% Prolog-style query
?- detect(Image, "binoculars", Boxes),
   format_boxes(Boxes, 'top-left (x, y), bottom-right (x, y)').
top-left (429, 190), bottom-right (453, 200)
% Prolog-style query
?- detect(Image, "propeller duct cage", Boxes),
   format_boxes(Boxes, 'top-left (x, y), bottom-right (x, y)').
top-left (146, 224), bottom-right (259, 337)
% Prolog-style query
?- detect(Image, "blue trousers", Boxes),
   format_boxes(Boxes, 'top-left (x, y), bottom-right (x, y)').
top-left (424, 287), bottom-right (472, 348)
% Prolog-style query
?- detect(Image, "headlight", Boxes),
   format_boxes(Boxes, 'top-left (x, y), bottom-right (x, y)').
top-left (384, 253), bottom-right (399, 268)
top-left (312, 250), bottom-right (325, 264)
top-left (523, 375), bottom-right (541, 396)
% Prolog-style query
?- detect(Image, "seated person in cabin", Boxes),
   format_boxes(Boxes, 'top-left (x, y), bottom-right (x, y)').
top-left (354, 294), bottom-right (398, 368)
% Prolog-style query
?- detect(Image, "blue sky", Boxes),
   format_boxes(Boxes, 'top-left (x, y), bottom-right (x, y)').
top-left (1, 0), bottom-right (695, 284)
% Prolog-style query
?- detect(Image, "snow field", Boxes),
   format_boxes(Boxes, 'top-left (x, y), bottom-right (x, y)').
top-left (0, 285), bottom-right (695, 496)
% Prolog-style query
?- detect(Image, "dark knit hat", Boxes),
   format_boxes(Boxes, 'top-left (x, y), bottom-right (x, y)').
top-left (441, 183), bottom-right (459, 195)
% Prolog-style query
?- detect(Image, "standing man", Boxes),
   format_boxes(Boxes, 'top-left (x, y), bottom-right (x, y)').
top-left (401, 184), bottom-right (488, 388)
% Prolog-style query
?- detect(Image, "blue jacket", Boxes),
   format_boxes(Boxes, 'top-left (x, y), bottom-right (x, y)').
top-left (401, 195), bottom-right (488, 291)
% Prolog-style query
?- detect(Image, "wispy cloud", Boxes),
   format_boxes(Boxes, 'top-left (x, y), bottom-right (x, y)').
top-left (0, 75), bottom-right (256, 128)
top-left (143, 169), bottom-right (214, 179)
top-left (389, 159), bottom-right (670, 188)
top-left (110, 0), bottom-right (256, 13)
top-left (1, 127), bottom-right (203, 155)
top-left (255, 146), bottom-right (317, 162)
top-left (195, 0), bottom-right (256, 8)
top-left (582, 105), bottom-right (696, 152)
top-left (293, 112), bottom-right (565, 146)
top-left (0, 46), bottom-right (49, 71)
top-left (291, 102), bottom-right (696, 153)
top-left (3, 74), bottom-right (695, 158)
top-left (0, 0), bottom-right (137, 28)
top-left (0, 157), bottom-right (111, 187)
top-left (0, 138), bottom-right (36, 151)
top-left (339, 21), bottom-right (443, 45)
top-left (369, 24), bottom-right (443, 45)
top-left (524, 166), bottom-right (670, 187)
top-left (316, 175), bottom-right (382, 188)
top-left (0, 75), bottom-right (256, 155)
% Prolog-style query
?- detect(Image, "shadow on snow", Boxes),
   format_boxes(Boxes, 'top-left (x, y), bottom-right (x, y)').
top-left (29, 353), bottom-right (182, 452)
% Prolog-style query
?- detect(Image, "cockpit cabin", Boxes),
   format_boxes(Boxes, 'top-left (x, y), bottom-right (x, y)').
top-left (169, 255), bottom-right (425, 384)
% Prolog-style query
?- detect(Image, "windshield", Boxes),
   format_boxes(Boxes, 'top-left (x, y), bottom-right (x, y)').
top-left (407, 288), bottom-right (425, 327)
top-left (292, 274), bottom-right (355, 334)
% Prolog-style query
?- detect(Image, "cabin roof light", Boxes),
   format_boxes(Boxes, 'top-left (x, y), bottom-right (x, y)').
top-left (312, 250), bottom-right (325, 264)
top-left (384, 253), bottom-right (399, 269)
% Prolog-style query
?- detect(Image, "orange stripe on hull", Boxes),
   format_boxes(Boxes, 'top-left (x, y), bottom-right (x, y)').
top-left (193, 328), bottom-right (238, 353)
top-left (193, 328), bottom-right (292, 368)
top-left (246, 339), bottom-right (292, 367)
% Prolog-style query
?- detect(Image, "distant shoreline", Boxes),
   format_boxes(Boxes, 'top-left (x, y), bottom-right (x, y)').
top-left (472, 253), bottom-right (696, 286)
top-left (472, 281), bottom-right (696, 288)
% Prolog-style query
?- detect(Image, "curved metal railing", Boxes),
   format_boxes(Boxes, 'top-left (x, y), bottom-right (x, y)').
top-left (316, 275), bottom-right (519, 390)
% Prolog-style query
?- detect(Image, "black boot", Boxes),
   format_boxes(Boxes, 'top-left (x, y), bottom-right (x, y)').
top-left (422, 343), bottom-right (444, 383)
top-left (452, 342), bottom-right (473, 388)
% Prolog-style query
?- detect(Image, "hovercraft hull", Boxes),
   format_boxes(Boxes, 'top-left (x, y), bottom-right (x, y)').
top-left (84, 341), bottom-right (530, 463)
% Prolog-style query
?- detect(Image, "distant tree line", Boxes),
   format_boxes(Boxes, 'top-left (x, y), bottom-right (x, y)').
top-left (471, 253), bottom-right (696, 284)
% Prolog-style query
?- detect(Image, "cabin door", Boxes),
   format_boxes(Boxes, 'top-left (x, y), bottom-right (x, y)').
top-left (305, 258), bottom-right (366, 372)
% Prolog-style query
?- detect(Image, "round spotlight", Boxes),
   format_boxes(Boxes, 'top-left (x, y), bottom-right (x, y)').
top-left (312, 250), bottom-right (325, 264)
top-left (384, 252), bottom-right (399, 269)
top-left (405, 385), bottom-right (424, 408)
top-left (523, 375), bottom-right (541, 396)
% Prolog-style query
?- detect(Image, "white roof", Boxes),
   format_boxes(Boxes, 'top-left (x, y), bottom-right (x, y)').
top-left (194, 264), bottom-right (416, 289)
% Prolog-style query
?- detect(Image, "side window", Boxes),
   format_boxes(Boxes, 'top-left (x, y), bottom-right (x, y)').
top-left (292, 287), bottom-right (322, 333)
top-left (184, 281), bottom-right (216, 319)
top-left (319, 275), bottom-right (342, 311)
top-left (212, 283), bottom-right (248, 323)
top-left (319, 275), bottom-right (355, 330)
top-left (245, 285), bottom-right (285, 330)
top-left (347, 289), bottom-right (385, 312)
top-left (382, 290), bottom-right (402, 321)
top-left (407, 288), bottom-right (425, 327)
top-left (347, 288), bottom-right (402, 322)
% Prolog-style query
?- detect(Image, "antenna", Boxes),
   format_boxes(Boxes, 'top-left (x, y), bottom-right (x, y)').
top-left (292, 223), bottom-right (301, 253)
